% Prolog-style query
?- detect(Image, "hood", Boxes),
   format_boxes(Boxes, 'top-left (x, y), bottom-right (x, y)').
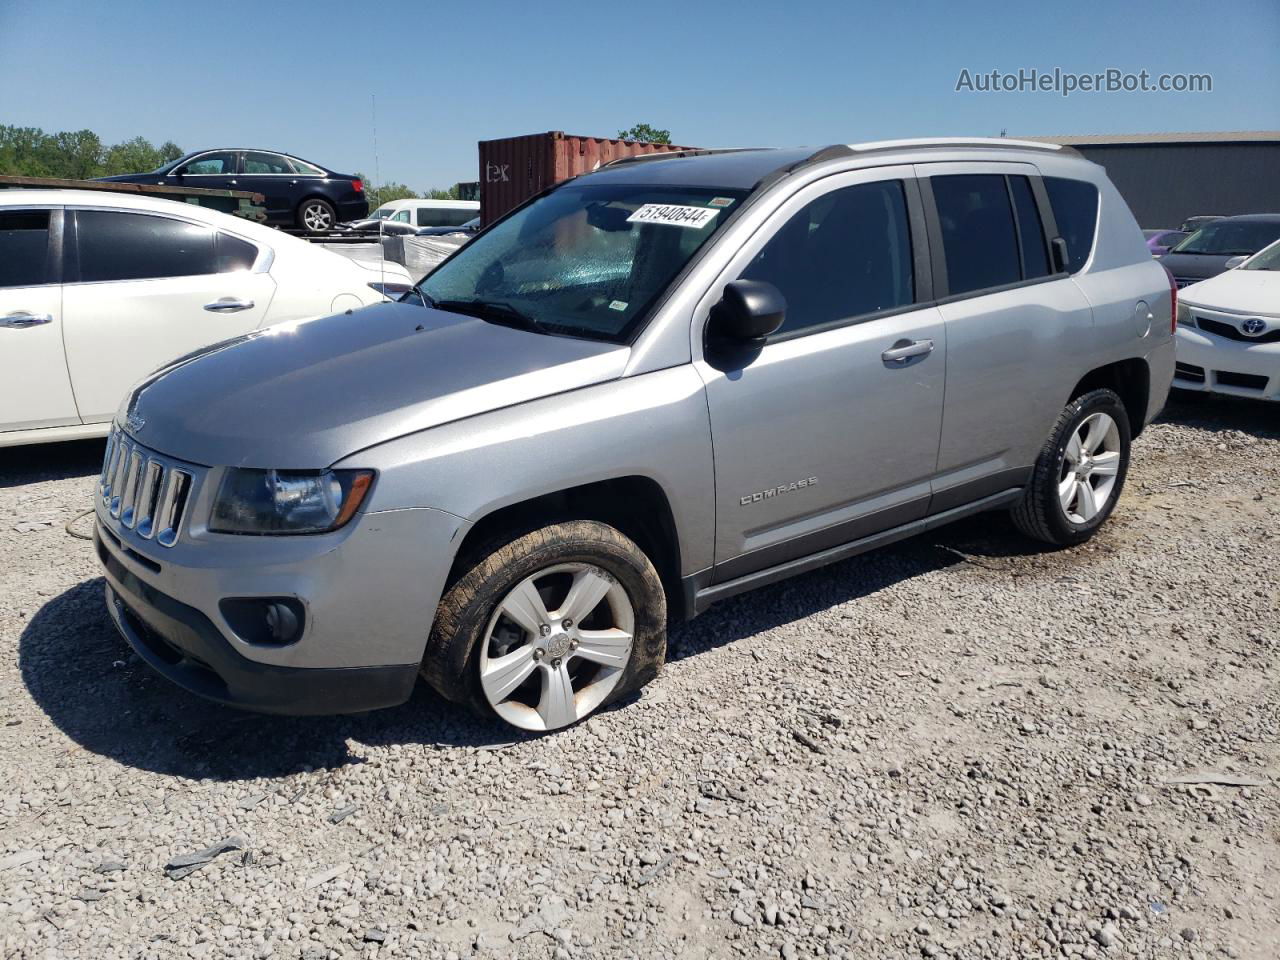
top-left (1157, 252), bottom-right (1234, 281)
top-left (1180, 268), bottom-right (1280, 316)
top-left (126, 302), bottom-right (629, 467)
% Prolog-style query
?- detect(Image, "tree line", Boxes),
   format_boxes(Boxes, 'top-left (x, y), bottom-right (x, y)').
top-left (0, 125), bottom-right (185, 180)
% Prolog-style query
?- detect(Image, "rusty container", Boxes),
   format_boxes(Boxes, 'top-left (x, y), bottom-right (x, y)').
top-left (477, 131), bottom-right (697, 225)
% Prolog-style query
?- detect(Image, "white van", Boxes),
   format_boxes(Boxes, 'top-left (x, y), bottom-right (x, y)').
top-left (370, 199), bottom-right (479, 229)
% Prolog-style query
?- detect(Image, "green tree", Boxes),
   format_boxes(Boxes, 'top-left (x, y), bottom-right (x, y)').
top-left (425, 186), bottom-right (462, 200)
top-left (617, 123), bottom-right (672, 144)
top-left (48, 129), bottom-right (104, 179)
top-left (102, 136), bottom-right (165, 176)
top-left (158, 141), bottom-right (184, 164)
top-left (355, 173), bottom-right (419, 210)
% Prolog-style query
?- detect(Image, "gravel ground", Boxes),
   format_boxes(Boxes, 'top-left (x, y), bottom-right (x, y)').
top-left (0, 393), bottom-right (1276, 960)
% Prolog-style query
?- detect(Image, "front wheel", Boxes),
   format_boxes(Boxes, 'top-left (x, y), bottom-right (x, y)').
top-left (1011, 388), bottom-right (1132, 546)
top-left (297, 198), bottom-right (336, 233)
top-left (421, 521), bottom-right (667, 732)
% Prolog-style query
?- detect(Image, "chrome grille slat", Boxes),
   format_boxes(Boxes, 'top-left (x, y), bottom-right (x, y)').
top-left (135, 461), bottom-right (163, 539)
top-left (120, 451), bottom-right (144, 527)
top-left (101, 427), bottom-right (195, 548)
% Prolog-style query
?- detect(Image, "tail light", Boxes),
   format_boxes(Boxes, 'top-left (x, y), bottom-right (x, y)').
top-left (1163, 265), bottom-right (1177, 334)
top-left (352, 178), bottom-right (364, 193)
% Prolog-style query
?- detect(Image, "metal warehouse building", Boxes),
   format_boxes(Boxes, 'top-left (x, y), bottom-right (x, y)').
top-left (1026, 131), bottom-right (1280, 229)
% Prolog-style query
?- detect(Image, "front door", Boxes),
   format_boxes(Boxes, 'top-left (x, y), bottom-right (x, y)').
top-left (62, 208), bottom-right (274, 423)
top-left (169, 150), bottom-right (240, 192)
top-left (695, 168), bottom-right (946, 582)
top-left (0, 207), bottom-right (79, 433)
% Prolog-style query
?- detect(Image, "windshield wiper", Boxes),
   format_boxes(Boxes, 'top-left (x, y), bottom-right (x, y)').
top-left (430, 298), bottom-right (544, 332)
top-left (405, 284), bottom-right (436, 308)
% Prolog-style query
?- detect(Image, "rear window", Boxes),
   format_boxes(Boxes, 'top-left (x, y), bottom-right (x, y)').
top-left (0, 210), bottom-right (51, 288)
top-left (76, 210), bottom-right (218, 282)
top-left (931, 175), bottom-right (1022, 295)
top-left (1044, 177), bottom-right (1099, 273)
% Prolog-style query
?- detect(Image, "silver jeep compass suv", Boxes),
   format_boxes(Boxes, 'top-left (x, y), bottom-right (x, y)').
top-left (95, 139), bottom-right (1175, 732)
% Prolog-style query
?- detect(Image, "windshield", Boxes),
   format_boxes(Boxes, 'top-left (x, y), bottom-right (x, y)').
top-left (416, 183), bottom-right (746, 342)
top-left (1241, 238), bottom-right (1280, 271)
top-left (1170, 220), bottom-right (1280, 256)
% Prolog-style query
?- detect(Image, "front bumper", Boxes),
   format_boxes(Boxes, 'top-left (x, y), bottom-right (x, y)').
top-left (97, 526), bottom-right (419, 714)
top-left (1174, 326), bottom-right (1280, 401)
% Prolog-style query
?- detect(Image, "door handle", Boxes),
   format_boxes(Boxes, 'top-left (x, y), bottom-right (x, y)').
top-left (881, 338), bottom-right (935, 365)
top-left (204, 298), bottom-right (255, 313)
top-left (1, 312), bottom-right (53, 328)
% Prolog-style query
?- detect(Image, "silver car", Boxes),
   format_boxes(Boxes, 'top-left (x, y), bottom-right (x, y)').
top-left (95, 139), bottom-right (1175, 732)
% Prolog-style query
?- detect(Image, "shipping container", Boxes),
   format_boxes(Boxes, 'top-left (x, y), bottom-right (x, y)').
top-left (477, 131), bottom-right (697, 225)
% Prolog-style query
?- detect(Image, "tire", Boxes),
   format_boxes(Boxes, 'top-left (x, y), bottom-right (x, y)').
top-left (421, 520), bottom-right (667, 732)
top-left (1011, 388), bottom-right (1132, 547)
top-left (297, 197), bottom-right (336, 234)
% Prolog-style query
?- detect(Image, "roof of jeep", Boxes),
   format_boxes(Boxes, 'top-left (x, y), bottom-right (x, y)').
top-left (581, 138), bottom-right (1073, 189)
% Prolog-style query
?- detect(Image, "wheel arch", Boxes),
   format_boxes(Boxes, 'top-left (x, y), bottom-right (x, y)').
top-left (447, 476), bottom-right (687, 622)
top-left (1068, 357), bottom-right (1151, 438)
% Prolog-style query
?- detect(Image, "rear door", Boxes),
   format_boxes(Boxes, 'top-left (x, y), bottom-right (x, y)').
top-left (0, 207), bottom-right (79, 433)
top-left (919, 163), bottom-right (1094, 508)
top-left (696, 167), bottom-right (946, 580)
top-left (61, 208), bottom-right (275, 423)
top-left (240, 151), bottom-right (297, 220)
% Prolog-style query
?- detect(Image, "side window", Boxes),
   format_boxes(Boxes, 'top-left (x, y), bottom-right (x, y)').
top-left (0, 210), bottom-right (52, 288)
top-left (739, 180), bottom-right (915, 335)
top-left (1044, 177), bottom-right (1100, 273)
top-left (290, 159), bottom-right (326, 176)
top-left (452, 208), bottom-right (477, 225)
top-left (416, 208), bottom-right (433, 226)
top-left (393, 210), bottom-right (411, 223)
top-left (216, 233), bottom-right (260, 272)
top-left (1009, 176), bottom-right (1050, 279)
top-left (76, 211), bottom-right (218, 282)
top-left (931, 175), bottom-right (1021, 295)
top-left (243, 151), bottom-right (292, 175)
top-left (177, 152), bottom-right (237, 176)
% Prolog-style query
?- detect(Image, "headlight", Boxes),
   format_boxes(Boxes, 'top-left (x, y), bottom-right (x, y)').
top-left (210, 468), bottom-right (374, 535)
top-left (1176, 303), bottom-right (1195, 327)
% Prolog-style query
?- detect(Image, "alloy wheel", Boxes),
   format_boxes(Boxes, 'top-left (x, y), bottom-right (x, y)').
top-left (1058, 412), bottom-right (1122, 524)
top-left (302, 203), bottom-right (332, 231)
top-left (479, 563), bottom-right (634, 731)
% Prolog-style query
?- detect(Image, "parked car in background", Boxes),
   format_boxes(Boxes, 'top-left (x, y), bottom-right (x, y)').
top-left (93, 139), bottom-right (1172, 731)
top-left (95, 149), bottom-right (368, 234)
top-left (1179, 215), bottom-right (1222, 233)
top-left (336, 199), bottom-right (481, 236)
top-left (416, 216), bottom-right (480, 237)
top-left (1159, 214), bottom-right (1280, 288)
top-left (0, 190), bottom-right (409, 446)
top-left (1173, 237), bottom-right (1280, 401)
top-left (1144, 229), bottom-right (1188, 256)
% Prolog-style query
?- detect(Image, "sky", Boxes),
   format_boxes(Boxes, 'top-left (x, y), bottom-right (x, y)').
top-left (3, 0), bottom-right (1277, 190)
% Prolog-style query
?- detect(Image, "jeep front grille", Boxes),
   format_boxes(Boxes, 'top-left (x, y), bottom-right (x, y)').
top-left (100, 428), bottom-right (193, 547)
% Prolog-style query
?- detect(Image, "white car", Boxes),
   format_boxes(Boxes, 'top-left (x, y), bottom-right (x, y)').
top-left (1174, 238), bottom-right (1280, 402)
top-left (0, 190), bottom-right (412, 446)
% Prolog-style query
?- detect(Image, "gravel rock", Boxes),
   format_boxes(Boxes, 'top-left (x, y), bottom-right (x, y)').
top-left (0, 397), bottom-right (1277, 958)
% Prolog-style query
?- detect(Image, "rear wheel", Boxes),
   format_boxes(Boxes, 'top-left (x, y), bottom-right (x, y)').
top-left (421, 521), bottom-right (667, 732)
top-left (1011, 388), bottom-right (1131, 546)
top-left (297, 198), bottom-right (336, 233)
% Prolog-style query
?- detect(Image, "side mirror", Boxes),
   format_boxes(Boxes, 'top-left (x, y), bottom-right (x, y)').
top-left (1224, 255), bottom-right (1248, 269)
top-left (708, 280), bottom-right (786, 346)
top-left (1050, 237), bottom-right (1070, 273)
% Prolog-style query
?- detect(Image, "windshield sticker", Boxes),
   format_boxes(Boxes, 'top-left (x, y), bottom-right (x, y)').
top-left (708, 197), bottom-right (736, 208)
top-left (627, 204), bottom-right (720, 229)
top-left (608, 300), bottom-right (628, 311)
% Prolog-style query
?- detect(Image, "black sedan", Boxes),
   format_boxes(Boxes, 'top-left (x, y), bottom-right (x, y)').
top-left (1158, 214), bottom-right (1280, 288)
top-left (96, 149), bottom-right (368, 233)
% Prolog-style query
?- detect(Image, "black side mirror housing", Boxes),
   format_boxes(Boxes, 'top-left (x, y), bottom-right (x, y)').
top-left (1050, 237), bottom-right (1070, 273)
top-left (708, 280), bottom-right (786, 345)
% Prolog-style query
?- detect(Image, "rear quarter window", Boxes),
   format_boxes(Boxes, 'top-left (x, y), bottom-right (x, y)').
top-left (1044, 177), bottom-right (1099, 273)
top-left (0, 210), bottom-right (51, 288)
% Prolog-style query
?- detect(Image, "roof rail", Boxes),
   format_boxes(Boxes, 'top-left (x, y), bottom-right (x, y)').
top-left (600, 147), bottom-right (764, 168)
top-left (849, 136), bottom-right (1064, 152)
